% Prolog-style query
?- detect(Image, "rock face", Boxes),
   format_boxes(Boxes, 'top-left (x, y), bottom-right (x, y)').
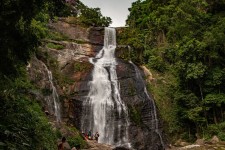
top-left (28, 18), bottom-right (165, 150)
top-left (116, 60), bottom-right (165, 150)
top-left (48, 18), bottom-right (104, 45)
top-left (27, 56), bottom-right (62, 120)
top-left (84, 140), bottom-right (113, 150)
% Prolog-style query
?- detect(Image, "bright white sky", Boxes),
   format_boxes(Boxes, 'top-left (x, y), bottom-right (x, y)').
top-left (80, 0), bottom-right (136, 27)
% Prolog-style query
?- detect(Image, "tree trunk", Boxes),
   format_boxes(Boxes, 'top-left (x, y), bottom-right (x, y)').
top-left (199, 82), bottom-right (208, 126)
top-left (221, 107), bottom-right (224, 121)
top-left (213, 107), bottom-right (218, 124)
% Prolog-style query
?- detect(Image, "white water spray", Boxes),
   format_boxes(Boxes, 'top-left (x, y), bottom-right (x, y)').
top-left (41, 61), bottom-right (61, 123)
top-left (81, 28), bottom-right (130, 147)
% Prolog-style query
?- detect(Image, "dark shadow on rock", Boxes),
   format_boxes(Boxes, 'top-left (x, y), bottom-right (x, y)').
top-left (113, 147), bottom-right (131, 150)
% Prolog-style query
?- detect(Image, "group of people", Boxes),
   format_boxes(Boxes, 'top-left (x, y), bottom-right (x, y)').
top-left (57, 131), bottom-right (100, 150)
top-left (82, 130), bottom-right (100, 142)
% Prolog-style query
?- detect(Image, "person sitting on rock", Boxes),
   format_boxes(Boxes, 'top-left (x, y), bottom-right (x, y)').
top-left (88, 130), bottom-right (92, 140)
top-left (95, 132), bottom-right (99, 142)
top-left (58, 137), bottom-right (71, 150)
top-left (58, 137), bottom-right (66, 150)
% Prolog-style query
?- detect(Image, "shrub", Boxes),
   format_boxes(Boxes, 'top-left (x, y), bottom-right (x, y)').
top-left (0, 77), bottom-right (57, 149)
top-left (128, 105), bottom-right (142, 126)
top-left (67, 135), bottom-right (87, 148)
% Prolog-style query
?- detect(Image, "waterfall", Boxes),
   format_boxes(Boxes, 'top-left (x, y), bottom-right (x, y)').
top-left (81, 27), bottom-right (130, 148)
top-left (41, 61), bottom-right (61, 123)
top-left (130, 61), bottom-right (165, 148)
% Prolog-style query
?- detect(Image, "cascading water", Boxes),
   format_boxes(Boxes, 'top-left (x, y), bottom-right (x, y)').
top-left (41, 61), bottom-right (61, 123)
top-left (81, 27), bottom-right (130, 147)
top-left (130, 61), bottom-right (165, 149)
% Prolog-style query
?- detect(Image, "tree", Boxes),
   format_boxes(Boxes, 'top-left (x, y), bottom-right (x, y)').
top-left (121, 0), bottom-right (225, 140)
top-left (77, 2), bottom-right (112, 27)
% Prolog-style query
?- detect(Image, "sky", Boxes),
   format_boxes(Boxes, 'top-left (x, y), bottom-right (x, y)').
top-left (80, 0), bottom-right (136, 27)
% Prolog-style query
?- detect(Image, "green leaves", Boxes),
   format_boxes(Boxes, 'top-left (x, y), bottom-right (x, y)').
top-left (0, 75), bottom-right (57, 150)
top-left (0, 1), bottom-right (67, 148)
top-left (205, 67), bottom-right (225, 87)
top-left (205, 94), bottom-right (225, 107)
top-left (77, 3), bottom-right (112, 27)
top-left (0, 0), bottom-right (52, 76)
top-left (186, 63), bottom-right (206, 79)
top-left (123, 0), bottom-right (225, 140)
top-left (128, 105), bottom-right (142, 126)
top-left (187, 107), bottom-right (204, 122)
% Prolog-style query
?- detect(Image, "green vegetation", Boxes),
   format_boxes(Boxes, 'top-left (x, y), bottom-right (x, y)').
top-left (46, 54), bottom-right (74, 86)
top-left (67, 135), bottom-right (87, 148)
top-left (146, 71), bottom-right (180, 136)
top-left (0, 0), bottom-right (59, 149)
top-left (0, 0), bottom-right (108, 148)
top-left (4, 0), bottom-right (225, 146)
top-left (76, 2), bottom-right (112, 27)
top-left (46, 30), bottom-right (70, 41)
top-left (120, 0), bottom-right (225, 142)
top-left (74, 61), bottom-right (92, 72)
top-left (60, 2), bottom-right (112, 27)
top-left (46, 42), bottom-right (65, 50)
top-left (128, 105), bottom-right (142, 126)
top-left (0, 75), bottom-right (57, 149)
top-left (205, 122), bottom-right (225, 141)
top-left (62, 126), bottom-right (88, 149)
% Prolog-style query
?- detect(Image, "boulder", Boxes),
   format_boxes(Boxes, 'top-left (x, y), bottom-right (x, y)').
top-left (195, 139), bottom-right (204, 145)
top-left (210, 135), bottom-right (220, 144)
top-left (174, 139), bottom-right (189, 147)
top-left (180, 141), bottom-right (189, 147)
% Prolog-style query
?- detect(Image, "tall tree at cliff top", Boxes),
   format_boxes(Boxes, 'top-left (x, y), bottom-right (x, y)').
top-left (124, 0), bottom-right (225, 141)
top-left (77, 1), bottom-right (112, 26)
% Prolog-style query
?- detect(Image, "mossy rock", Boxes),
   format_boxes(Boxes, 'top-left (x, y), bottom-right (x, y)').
top-left (128, 104), bottom-right (143, 126)
top-left (73, 61), bottom-right (92, 73)
top-left (46, 42), bottom-right (65, 50)
top-left (46, 30), bottom-right (70, 41)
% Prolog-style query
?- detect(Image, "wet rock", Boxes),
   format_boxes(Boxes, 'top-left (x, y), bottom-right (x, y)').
top-left (115, 45), bottom-right (130, 59)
